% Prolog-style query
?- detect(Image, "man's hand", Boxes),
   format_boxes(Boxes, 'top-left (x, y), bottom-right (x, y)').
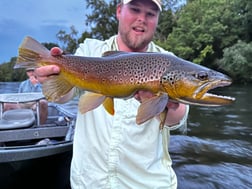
top-left (34, 47), bottom-right (75, 103)
top-left (50, 47), bottom-right (64, 56)
top-left (30, 75), bottom-right (39, 85)
top-left (134, 90), bottom-right (154, 103)
top-left (34, 47), bottom-right (63, 83)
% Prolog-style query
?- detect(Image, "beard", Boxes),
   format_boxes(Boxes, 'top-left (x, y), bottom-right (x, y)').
top-left (119, 26), bottom-right (154, 51)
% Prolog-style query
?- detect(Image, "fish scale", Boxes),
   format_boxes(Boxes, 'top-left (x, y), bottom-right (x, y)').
top-left (14, 36), bottom-right (235, 126)
top-left (57, 54), bottom-right (167, 94)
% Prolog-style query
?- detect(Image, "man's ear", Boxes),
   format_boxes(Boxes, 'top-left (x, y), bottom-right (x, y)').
top-left (116, 3), bottom-right (122, 20)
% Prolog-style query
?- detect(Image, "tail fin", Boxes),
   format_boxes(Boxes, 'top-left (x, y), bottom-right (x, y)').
top-left (14, 36), bottom-right (50, 69)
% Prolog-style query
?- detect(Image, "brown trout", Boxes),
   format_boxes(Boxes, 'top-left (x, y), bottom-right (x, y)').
top-left (14, 36), bottom-right (235, 125)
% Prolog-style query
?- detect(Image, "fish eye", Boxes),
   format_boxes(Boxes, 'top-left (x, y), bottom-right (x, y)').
top-left (195, 71), bottom-right (208, 80)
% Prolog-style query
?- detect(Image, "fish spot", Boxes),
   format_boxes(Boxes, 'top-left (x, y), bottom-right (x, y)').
top-left (123, 71), bottom-right (128, 76)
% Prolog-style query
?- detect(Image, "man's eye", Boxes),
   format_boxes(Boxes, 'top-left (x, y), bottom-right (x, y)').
top-left (147, 12), bottom-right (155, 17)
top-left (131, 7), bottom-right (140, 13)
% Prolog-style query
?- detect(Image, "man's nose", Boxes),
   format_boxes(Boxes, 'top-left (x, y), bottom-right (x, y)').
top-left (137, 13), bottom-right (147, 23)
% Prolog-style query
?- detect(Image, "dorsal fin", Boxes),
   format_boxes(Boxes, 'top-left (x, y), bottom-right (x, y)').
top-left (102, 51), bottom-right (129, 57)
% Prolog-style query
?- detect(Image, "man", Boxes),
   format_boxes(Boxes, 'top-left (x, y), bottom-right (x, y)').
top-left (36, 0), bottom-right (189, 188)
top-left (4, 68), bottom-right (48, 124)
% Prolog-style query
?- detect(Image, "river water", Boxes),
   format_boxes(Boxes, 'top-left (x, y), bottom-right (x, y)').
top-left (0, 82), bottom-right (251, 189)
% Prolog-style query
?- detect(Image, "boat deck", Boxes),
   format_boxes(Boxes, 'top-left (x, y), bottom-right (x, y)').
top-left (0, 93), bottom-right (76, 163)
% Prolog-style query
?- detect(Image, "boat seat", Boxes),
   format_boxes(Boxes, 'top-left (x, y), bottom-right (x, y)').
top-left (0, 109), bottom-right (35, 130)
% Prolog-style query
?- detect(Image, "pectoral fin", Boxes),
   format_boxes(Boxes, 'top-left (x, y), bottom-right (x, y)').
top-left (79, 92), bottom-right (106, 114)
top-left (43, 75), bottom-right (74, 102)
top-left (136, 93), bottom-right (169, 125)
top-left (103, 97), bottom-right (115, 115)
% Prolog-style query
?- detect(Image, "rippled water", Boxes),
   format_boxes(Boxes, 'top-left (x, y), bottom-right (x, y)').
top-left (171, 84), bottom-right (252, 189)
top-left (1, 82), bottom-right (252, 189)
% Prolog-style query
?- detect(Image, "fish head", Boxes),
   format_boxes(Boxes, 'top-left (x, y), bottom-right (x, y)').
top-left (160, 59), bottom-right (235, 106)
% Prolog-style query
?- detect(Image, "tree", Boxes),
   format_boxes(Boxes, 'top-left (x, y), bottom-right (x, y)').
top-left (77, 31), bottom-right (93, 45)
top-left (55, 0), bottom-right (185, 53)
top-left (162, 0), bottom-right (252, 67)
top-left (218, 41), bottom-right (252, 83)
top-left (85, 0), bottom-right (119, 40)
top-left (0, 57), bottom-right (26, 82)
top-left (56, 26), bottom-right (79, 54)
top-left (42, 42), bottom-right (60, 51)
top-left (155, 9), bottom-right (176, 42)
top-left (84, 0), bottom-right (185, 41)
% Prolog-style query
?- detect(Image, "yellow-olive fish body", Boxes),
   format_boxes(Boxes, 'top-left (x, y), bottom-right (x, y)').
top-left (15, 36), bottom-right (235, 125)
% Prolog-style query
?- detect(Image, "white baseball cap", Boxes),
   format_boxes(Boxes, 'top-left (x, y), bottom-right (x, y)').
top-left (122, 0), bottom-right (162, 11)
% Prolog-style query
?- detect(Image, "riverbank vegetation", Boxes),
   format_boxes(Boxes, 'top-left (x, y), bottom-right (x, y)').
top-left (1, 0), bottom-right (251, 83)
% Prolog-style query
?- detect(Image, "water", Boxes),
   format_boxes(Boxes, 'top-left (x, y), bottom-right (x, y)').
top-left (171, 84), bottom-right (252, 189)
top-left (0, 82), bottom-right (20, 93)
top-left (1, 82), bottom-right (252, 188)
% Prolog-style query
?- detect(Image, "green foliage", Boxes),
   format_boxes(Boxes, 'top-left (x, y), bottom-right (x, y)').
top-left (0, 57), bottom-right (26, 82)
top-left (85, 0), bottom-right (119, 40)
top-left (56, 26), bottom-right (79, 54)
top-left (0, 43), bottom-right (59, 82)
top-left (42, 42), bottom-right (59, 51)
top-left (163, 0), bottom-right (251, 68)
top-left (155, 9), bottom-right (175, 42)
top-left (1, 0), bottom-right (252, 83)
top-left (218, 41), bottom-right (252, 83)
top-left (77, 31), bottom-right (93, 45)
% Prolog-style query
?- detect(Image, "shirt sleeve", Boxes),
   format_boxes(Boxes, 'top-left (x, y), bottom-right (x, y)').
top-left (148, 42), bottom-right (190, 132)
top-left (75, 38), bottom-right (110, 57)
top-left (18, 83), bottom-right (23, 93)
top-left (168, 104), bottom-right (189, 133)
top-left (18, 80), bottom-right (26, 93)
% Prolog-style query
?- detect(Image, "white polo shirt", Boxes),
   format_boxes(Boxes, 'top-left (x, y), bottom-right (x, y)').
top-left (70, 35), bottom-right (189, 189)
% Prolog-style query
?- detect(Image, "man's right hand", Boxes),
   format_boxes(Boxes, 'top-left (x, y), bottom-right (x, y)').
top-left (34, 47), bottom-right (63, 83)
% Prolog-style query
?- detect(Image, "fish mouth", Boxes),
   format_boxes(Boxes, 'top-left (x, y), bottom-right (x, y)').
top-left (181, 80), bottom-right (235, 106)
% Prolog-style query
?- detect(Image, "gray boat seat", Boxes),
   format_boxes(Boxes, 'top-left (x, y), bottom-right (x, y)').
top-left (0, 109), bottom-right (35, 130)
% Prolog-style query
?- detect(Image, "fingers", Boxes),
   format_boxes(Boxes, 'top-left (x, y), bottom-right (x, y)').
top-left (134, 90), bottom-right (154, 103)
top-left (51, 47), bottom-right (63, 56)
top-left (167, 101), bottom-right (180, 109)
top-left (30, 75), bottom-right (39, 84)
top-left (33, 46), bottom-right (62, 83)
top-left (34, 65), bottom-right (60, 83)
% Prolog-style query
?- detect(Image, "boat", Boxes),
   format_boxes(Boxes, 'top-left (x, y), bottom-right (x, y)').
top-left (0, 92), bottom-right (77, 189)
